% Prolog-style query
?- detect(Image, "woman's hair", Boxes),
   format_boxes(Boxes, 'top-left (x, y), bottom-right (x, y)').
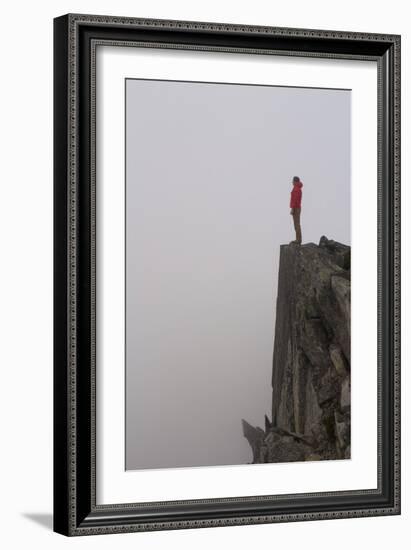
top-left (293, 176), bottom-right (300, 183)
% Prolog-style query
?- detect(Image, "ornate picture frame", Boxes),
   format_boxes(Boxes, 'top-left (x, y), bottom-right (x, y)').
top-left (53, 13), bottom-right (400, 536)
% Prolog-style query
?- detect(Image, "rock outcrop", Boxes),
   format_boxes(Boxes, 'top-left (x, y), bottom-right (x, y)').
top-left (242, 236), bottom-right (351, 463)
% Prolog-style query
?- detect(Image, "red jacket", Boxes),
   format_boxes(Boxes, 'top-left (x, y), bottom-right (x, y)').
top-left (290, 181), bottom-right (303, 209)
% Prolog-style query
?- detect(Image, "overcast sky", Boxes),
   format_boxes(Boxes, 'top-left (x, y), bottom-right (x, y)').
top-left (125, 78), bottom-right (351, 470)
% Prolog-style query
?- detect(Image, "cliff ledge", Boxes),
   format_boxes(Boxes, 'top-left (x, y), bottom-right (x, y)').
top-left (242, 236), bottom-right (351, 463)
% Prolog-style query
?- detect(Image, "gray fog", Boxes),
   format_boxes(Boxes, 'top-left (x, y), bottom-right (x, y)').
top-left (125, 79), bottom-right (351, 470)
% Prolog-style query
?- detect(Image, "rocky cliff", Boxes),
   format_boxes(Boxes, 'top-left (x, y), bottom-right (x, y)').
top-left (242, 236), bottom-right (351, 463)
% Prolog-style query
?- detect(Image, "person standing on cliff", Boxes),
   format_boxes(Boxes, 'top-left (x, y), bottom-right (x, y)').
top-left (290, 176), bottom-right (303, 244)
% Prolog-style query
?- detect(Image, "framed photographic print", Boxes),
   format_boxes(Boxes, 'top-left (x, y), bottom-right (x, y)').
top-left (53, 14), bottom-right (401, 536)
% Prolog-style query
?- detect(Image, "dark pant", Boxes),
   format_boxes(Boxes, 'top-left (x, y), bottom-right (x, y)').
top-left (292, 208), bottom-right (302, 243)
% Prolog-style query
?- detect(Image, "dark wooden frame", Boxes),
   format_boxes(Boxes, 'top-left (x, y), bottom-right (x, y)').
top-left (54, 13), bottom-right (401, 536)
